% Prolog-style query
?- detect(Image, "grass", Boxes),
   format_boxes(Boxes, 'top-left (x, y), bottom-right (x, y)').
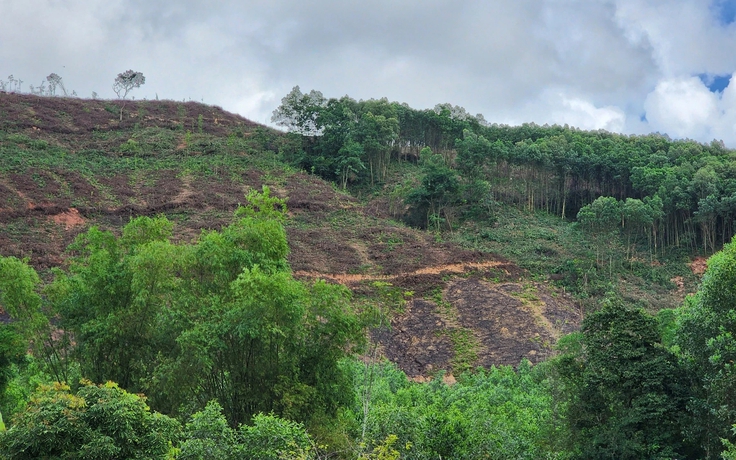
top-left (446, 328), bottom-right (480, 375)
top-left (449, 205), bottom-right (697, 312)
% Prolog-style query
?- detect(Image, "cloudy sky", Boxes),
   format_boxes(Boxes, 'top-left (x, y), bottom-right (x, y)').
top-left (2, 0), bottom-right (736, 145)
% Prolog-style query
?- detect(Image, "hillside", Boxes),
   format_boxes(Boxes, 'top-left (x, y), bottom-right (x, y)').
top-left (0, 92), bottom-right (582, 376)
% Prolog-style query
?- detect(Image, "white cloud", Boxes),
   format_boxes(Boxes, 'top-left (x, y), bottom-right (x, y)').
top-left (2, 0), bottom-right (736, 145)
top-left (508, 89), bottom-right (627, 132)
top-left (642, 76), bottom-right (736, 144)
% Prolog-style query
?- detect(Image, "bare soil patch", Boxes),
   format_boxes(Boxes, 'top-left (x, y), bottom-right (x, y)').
top-left (449, 279), bottom-right (580, 366)
top-left (690, 256), bottom-right (707, 275)
top-left (51, 208), bottom-right (85, 229)
top-left (372, 299), bottom-right (454, 377)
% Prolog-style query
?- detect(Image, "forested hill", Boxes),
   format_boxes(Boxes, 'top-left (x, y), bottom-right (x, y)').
top-left (275, 86), bottom-right (736, 254)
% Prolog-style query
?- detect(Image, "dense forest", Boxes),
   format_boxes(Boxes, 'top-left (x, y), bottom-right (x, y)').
top-left (273, 86), bottom-right (736, 255)
top-left (1, 88), bottom-right (736, 458)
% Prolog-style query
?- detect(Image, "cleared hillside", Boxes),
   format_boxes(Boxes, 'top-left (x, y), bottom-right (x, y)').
top-left (0, 93), bottom-right (581, 375)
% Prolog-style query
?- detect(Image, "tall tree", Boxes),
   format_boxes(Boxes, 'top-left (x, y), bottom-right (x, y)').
top-left (676, 239), bottom-right (736, 457)
top-left (271, 85), bottom-right (327, 136)
top-left (554, 302), bottom-right (692, 459)
top-left (112, 69), bottom-right (145, 121)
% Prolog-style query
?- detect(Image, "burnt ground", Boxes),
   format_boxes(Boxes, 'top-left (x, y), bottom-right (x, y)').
top-left (0, 93), bottom-right (583, 377)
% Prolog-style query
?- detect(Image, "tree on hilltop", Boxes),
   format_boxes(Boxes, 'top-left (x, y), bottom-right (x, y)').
top-left (113, 69), bottom-right (145, 121)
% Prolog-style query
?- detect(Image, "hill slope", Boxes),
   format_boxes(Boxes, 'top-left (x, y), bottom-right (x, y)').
top-left (0, 93), bottom-right (581, 375)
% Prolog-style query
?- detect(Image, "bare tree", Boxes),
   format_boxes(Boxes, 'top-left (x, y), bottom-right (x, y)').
top-left (113, 70), bottom-right (145, 121)
top-left (29, 79), bottom-right (47, 95)
top-left (1, 75), bottom-right (22, 93)
top-left (46, 73), bottom-right (67, 96)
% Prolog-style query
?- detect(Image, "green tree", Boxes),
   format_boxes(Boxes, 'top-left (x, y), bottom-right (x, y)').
top-left (51, 189), bottom-right (367, 428)
top-left (554, 302), bottom-right (692, 459)
top-left (356, 111), bottom-right (399, 184)
top-left (0, 381), bottom-right (179, 460)
top-left (676, 239), bottom-right (736, 457)
top-left (576, 196), bottom-right (621, 266)
top-left (179, 400), bottom-right (314, 460)
top-left (336, 137), bottom-right (366, 189)
top-left (406, 147), bottom-right (461, 231)
top-left (0, 256), bottom-right (69, 383)
top-left (621, 198), bottom-right (653, 259)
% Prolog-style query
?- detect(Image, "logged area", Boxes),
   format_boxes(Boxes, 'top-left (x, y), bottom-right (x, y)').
top-left (0, 93), bottom-right (580, 376)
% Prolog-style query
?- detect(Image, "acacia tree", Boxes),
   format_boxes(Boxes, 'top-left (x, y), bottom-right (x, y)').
top-left (45, 73), bottom-right (67, 96)
top-left (406, 147), bottom-right (461, 231)
top-left (113, 69), bottom-right (145, 121)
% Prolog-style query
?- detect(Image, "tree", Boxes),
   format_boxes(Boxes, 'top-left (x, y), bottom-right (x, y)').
top-left (553, 302), bottom-right (692, 459)
top-left (113, 70), bottom-right (145, 121)
top-left (45, 73), bottom-right (68, 97)
top-left (355, 110), bottom-right (399, 184)
top-left (271, 85), bottom-right (327, 136)
top-left (0, 381), bottom-right (180, 460)
top-left (336, 138), bottom-right (366, 189)
top-left (455, 129), bottom-right (492, 180)
top-left (621, 198), bottom-right (653, 259)
top-left (51, 189), bottom-right (367, 428)
top-left (576, 196), bottom-right (622, 266)
top-left (676, 239), bottom-right (736, 457)
top-left (406, 148), bottom-right (461, 231)
top-left (0, 256), bottom-right (69, 383)
top-left (178, 401), bottom-right (315, 460)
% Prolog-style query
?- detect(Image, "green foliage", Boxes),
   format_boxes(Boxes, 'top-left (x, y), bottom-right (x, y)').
top-left (46, 189), bottom-right (367, 430)
top-left (179, 401), bottom-right (314, 460)
top-left (0, 325), bottom-right (26, 422)
top-left (273, 87), bottom-right (736, 256)
top-left (348, 360), bottom-right (565, 459)
top-left (0, 256), bottom-right (71, 383)
top-left (358, 434), bottom-right (404, 460)
top-left (552, 302), bottom-right (692, 459)
top-left (676, 239), bottom-right (736, 456)
top-left (724, 425), bottom-right (736, 460)
top-left (0, 257), bottom-right (42, 325)
top-left (240, 413), bottom-right (314, 460)
top-left (0, 380), bottom-right (180, 460)
top-left (576, 196), bottom-right (620, 236)
top-left (405, 148), bottom-right (461, 231)
top-left (235, 184), bottom-right (287, 222)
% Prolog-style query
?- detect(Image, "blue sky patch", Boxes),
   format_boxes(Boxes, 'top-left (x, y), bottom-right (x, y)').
top-left (711, 0), bottom-right (736, 25)
top-left (698, 73), bottom-right (732, 92)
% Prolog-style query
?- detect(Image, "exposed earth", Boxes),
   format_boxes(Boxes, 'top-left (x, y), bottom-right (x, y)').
top-left (0, 93), bottom-right (583, 376)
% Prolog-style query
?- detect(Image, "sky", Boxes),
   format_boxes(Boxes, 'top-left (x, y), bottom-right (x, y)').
top-left (2, 0), bottom-right (736, 146)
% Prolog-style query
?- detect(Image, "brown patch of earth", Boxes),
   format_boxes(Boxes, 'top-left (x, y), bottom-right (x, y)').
top-left (374, 278), bottom-right (581, 376)
top-left (51, 208), bottom-right (85, 230)
top-left (373, 299), bottom-right (454, 377)
top-left (690, 256), bottom-right (707, 275)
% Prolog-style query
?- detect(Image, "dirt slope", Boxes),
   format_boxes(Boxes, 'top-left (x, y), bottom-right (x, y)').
top-left (0, 93), bottom-right (581, 376)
